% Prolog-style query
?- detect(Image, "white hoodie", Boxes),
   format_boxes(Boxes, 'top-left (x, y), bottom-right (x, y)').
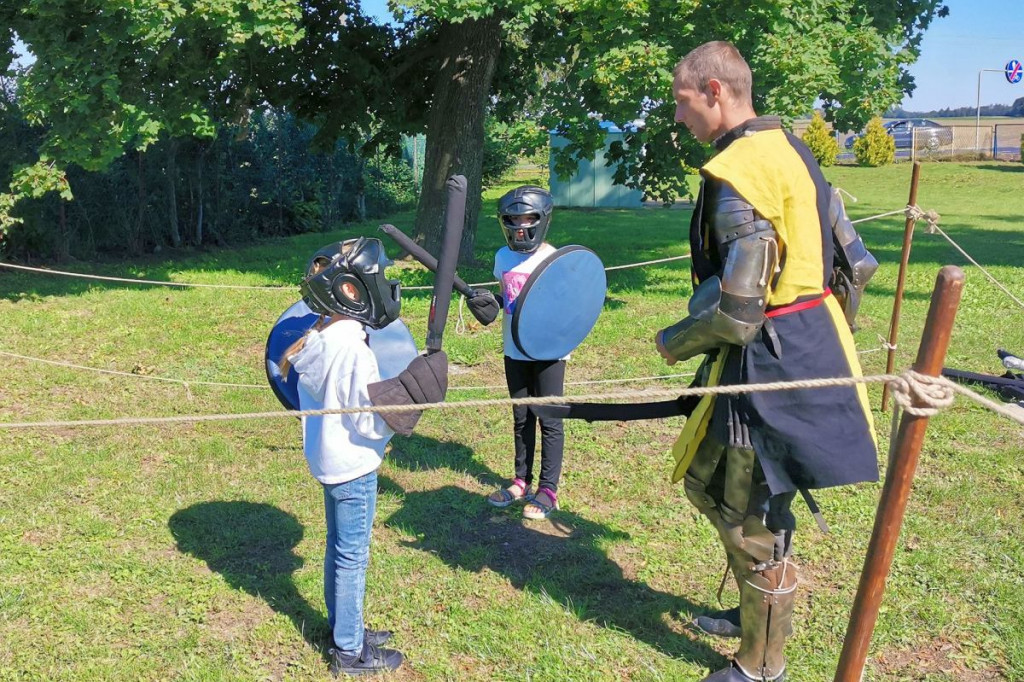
top-left (289, 319), bottom-right (394, 484)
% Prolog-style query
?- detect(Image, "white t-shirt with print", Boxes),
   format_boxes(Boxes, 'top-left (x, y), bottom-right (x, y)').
top-left (493, 243), bottom-right (565, 361)
top-left (289, 319), bottom-right (394, 485)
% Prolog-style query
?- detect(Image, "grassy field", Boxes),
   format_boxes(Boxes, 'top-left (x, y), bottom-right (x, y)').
top-left (1, 161), bottom-right (1022, 681)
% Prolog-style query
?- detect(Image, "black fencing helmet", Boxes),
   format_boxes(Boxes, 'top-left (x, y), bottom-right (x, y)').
top-left (498, 185), bottom-right (553, 253)
top-left (300, 237), bottom-right (401, 329)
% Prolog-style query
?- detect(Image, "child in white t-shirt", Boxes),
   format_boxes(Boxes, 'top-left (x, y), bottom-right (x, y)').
top-left (281, 237), bottom-right (411, 677)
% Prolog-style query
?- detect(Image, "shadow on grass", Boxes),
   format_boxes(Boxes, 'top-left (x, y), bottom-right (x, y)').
top-left (168, 501), bottom-right (327, 651)
top-left (379, 476), bottom-right (722, 669)
top-left (975, 164), bottom-right (1024, 173)
top-left (856, 219), bottom-right (1024, 270)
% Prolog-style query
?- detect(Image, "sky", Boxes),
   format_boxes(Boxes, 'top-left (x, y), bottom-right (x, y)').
top-left (359, 0), bottom-right (1024, 113)
top-left (901, 0), bottom-right (1024, 111)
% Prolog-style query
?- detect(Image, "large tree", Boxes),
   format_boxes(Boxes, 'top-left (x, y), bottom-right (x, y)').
top-left (350, 0), bottom-right (949, 260)
top-left (2, 0), bottom-right (949, 260)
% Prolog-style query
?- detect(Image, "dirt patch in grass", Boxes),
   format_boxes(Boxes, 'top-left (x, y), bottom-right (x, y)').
top-left (873, 636), bottom-right (1003, 681)
top-left (204, 598), bottom-right (276, 644)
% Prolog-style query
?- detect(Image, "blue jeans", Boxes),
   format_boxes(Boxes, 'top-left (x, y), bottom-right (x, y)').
top-left (323, 469), bottom-right (378, 657)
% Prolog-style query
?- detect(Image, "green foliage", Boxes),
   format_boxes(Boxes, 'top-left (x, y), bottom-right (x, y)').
top-left (480, 118), bottom-right (546, 188)
top-left (7, 0), bottom-right (304, 169)
top-left (853, 117), bottom-right (896, 167)
top-left (0, 0), bottom-right (390, 226)
top-left (503, 0), bottom-right (949, 203)
top-left (363, 153), bottom-right (418, 216)
top-left (802, 112), bottom-right (839, 167)
top-left (1, 111), bottom-right (417, 259)
top-left (2, 0), bottom-right (951, 233)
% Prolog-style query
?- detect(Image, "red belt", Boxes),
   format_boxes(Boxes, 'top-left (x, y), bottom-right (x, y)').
top-left (765, 288), bottom-right (831, 318)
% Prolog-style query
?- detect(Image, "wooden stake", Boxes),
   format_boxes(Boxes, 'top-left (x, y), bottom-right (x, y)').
top-left (834, 265), bottom-right (965, 682)
top-left (881, 161), bottom-right (922, 411)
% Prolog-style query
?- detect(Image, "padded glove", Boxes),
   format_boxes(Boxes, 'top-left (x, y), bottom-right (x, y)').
top-left (466, 289), bottom-right (501, 326)
top-left (367, 351), bottom-right (449, 436)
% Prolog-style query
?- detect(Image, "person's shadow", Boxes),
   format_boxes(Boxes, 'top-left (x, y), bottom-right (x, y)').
top-left (168, 501), bottom-right (328, 651)
top-left (164, 439), bottom-right (725, 671)
top-left (382, 434), bottom-right (722, 666)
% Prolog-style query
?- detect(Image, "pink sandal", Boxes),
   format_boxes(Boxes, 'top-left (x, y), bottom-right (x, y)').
top-left (487, 478), bottom-right (532, 508)
top-left (523, 487), bottom-right (557, 520)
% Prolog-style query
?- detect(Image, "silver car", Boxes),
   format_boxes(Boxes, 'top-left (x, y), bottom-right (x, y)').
top-left (845, 119), bottom-right (953, 151)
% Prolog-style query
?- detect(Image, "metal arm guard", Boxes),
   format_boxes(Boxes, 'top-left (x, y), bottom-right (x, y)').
top-left (661, 183), bottom-right (779, 362)
top-left (829, 188), bottom-right (878, 329)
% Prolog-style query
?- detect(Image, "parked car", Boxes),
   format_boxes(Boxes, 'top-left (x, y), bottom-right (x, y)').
top-left (845, 119), bottom-right (953, 151)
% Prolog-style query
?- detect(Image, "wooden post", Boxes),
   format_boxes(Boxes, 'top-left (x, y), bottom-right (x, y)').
top-left (882, 161), bottom-right (923, 411)
top-left (834, 265), bottom-right (965, 682)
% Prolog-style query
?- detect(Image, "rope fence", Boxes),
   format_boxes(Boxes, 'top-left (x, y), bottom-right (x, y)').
top-left (844, 199), bottom-right (1023, 315)
top-left (923, 221), bottom-right (1024, 313)
top-left (0, 348), bottom-right (696, 394)
top-left (4, 202), bottom-right (1018, 317)
top-left (1, 369), bottom-right (1021, 430)
top-left (0, 254), bottom-right (692, 292)
top-left (3, 199), bottom-right (1022, 434)
top-left (0, 261), bottom-right (293, 290)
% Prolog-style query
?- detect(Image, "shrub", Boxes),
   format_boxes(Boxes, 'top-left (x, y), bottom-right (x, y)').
top-left (853, 117), bottom-right (895, 166)
top-left (802, 112), bottom-right (839, 166)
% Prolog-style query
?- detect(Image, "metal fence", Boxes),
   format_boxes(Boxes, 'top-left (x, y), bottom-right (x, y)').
top-left (791, 119), bottom-right (1023, 163)
top-left (836, 123), bottom-right (1023, 163)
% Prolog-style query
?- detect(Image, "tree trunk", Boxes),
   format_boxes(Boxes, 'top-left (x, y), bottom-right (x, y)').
top-left (413, 15), bottom-right (502, 263)
top-left (355, 154), bottom-right (367, 222)
top-left (166, 138), bottom-right (182, 248)
top-left (195, 142), bottom-right (206, 246)
top-left (132, 149), bottom-right (145, 255)
top-left (56, 199), bottom-right (70, 262)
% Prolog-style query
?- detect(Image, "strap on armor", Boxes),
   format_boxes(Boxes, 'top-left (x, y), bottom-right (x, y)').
top-left (661, 182), bottom-right (779, 362)
top-left (829, 188), bottom-right (878, 330)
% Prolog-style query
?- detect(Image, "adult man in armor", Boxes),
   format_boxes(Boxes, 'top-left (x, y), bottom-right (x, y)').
top-left (656, 41), bottom-right (878, 682)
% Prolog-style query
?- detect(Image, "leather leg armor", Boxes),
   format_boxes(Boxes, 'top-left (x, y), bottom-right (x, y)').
top-left (684, 436), bottom-right (797, 681)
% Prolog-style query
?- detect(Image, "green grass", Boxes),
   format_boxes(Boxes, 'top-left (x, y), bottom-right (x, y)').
top-left (1, 162), bottom-right (1023, 681)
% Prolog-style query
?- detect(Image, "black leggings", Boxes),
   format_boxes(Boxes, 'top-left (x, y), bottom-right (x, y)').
top-left (504, 357), bottom-right (566, 493)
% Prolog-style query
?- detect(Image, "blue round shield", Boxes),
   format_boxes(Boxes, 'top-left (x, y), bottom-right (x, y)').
top-left (511, 245), bottom-right (606, 360)
top-left (265, 300), bottom-right (418, 410)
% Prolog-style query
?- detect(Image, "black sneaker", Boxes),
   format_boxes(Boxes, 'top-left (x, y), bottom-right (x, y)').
top-left (363, 629), bottom-right (393, 647)
top-left (330, 641), bottom-right (404, 677)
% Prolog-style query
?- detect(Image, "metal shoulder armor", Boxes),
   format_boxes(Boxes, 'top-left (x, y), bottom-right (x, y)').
top-left (661, 180), bottom-right (779, 362)
top-left (828, 188), bottom-right (878, 329)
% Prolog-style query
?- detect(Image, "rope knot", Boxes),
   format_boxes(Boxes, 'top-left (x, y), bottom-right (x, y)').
top-left (904, 204), bottom-right (926, 222)
top-left (904, 204), bottom-right (941, 233)
top-left (888, 370), bottom-right (956, 417)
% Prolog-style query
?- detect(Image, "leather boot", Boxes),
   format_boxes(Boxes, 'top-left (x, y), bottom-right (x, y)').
top-left (695, 606), bottom-right (741, 638)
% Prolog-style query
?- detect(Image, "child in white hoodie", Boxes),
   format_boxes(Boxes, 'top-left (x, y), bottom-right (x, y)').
top-left (281, 237), bottom-right (406, 677)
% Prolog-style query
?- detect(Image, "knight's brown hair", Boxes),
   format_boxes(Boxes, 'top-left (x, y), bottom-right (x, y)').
top-left (673, 41), bottom-right (752, 107)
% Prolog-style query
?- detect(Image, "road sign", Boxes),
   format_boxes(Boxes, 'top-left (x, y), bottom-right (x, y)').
top-left (1006, 59), bottom-right (1022, 84)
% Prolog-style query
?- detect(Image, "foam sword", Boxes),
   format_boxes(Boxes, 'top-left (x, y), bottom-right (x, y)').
top-left (379, 222), bottom-right (476, 300)
top-left (425, 174), bottom-right (467, 354)
top-left (367, 175), bottom-right (466, 435)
